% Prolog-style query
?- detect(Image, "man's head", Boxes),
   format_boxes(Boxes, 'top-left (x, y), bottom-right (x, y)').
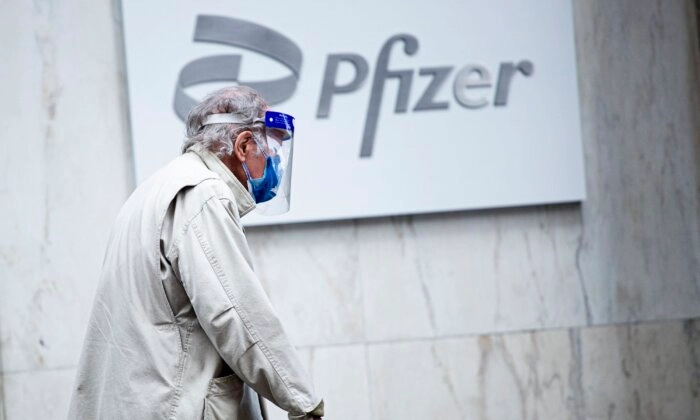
top-left (182, 86), bottom-right (271, 186)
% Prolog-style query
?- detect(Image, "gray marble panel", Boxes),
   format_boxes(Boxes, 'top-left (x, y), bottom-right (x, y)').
top-left (264, 345), bottom-right (371, 420)
top-left (2, 368), bottom-right (75, 420)
top-left (246, 221), bottom-right (365, 346)
top-left (0, 0), bottom-right (132, 371)
top-left (367, 319), bottom-right (700, 419)
top-left (358, 207), bottom-right (586, 341)
top-left (367, 328), bottom-right (578, 419)
top-left (573, 0), bottom-right (700, 323)
top-left (355, 217), bottom-right (437, 341)
top-left (578, 319), bottom-right (700, 419)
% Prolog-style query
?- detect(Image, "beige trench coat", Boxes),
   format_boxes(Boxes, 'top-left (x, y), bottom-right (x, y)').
top-left (68, 144), bottom-right (323, 420)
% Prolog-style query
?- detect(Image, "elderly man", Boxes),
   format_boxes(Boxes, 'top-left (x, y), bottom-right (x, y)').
top-left (69, 86), bottom-right (323, 420)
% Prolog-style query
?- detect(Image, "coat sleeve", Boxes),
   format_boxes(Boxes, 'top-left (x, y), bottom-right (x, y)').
top-left (169, 196), bottom-right (323, 419)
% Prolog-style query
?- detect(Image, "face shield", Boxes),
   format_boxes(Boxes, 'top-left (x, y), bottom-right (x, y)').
top-left (201, 110), bottom-right (295, 215)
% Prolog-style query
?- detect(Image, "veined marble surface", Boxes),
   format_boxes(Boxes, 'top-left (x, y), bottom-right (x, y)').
top-left (246, 221), bottom-right (365, 346)
top-left (573, 0), bottom-right (700, 325)
top-left (249, 204), bottom-right (587, 345)
top-left (232, 319), bottom-right (700, 420)
top-left (0, 0), bottom-right (133, 372)
top-left (365, 319), bottom-right (700, 419)
top-left (0, 320), bottom-right (697, 419)
top-left (264, 345), bottom-right (372, 420)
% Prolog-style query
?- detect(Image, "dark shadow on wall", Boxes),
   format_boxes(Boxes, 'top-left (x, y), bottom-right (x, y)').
top-left (694, 0), bottom-right (700, 195)
top-left (697, 0), bottom-right (700, 43)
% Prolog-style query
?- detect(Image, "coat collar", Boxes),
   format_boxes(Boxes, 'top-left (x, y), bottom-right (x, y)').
top-left (188, 144), bottom-right (256, 218)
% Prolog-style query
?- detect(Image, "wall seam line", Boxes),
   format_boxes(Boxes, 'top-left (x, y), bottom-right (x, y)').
top-left (296, 315), bottom-right (700, 350)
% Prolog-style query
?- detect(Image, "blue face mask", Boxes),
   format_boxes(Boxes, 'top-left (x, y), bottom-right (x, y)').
top-left (241, 151), bottom-right (281, 204)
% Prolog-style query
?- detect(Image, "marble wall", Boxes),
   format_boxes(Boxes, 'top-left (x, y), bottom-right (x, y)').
top-left (0, 0), bottom-right (134, 415)
top-left (1, 0), bottom-right (698, 419)
top-left (262, 319), bottom-right (700, 420)
top-left (574, 0), bottom-right (700, 325)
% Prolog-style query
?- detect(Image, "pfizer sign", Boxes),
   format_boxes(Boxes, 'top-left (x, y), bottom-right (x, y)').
top-left (122, 0), bottom-right (585, 226)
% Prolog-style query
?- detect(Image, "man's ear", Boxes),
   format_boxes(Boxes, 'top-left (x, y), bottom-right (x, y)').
top-left (233, 131), bottom-right (254, 162)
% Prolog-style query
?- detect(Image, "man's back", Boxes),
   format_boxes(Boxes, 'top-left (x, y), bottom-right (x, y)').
top-left (68, 147), bottom-right (321, 419)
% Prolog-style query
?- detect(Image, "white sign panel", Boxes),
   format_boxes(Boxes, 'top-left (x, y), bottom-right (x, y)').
top-left (122, 0), bottom-right (585, 226)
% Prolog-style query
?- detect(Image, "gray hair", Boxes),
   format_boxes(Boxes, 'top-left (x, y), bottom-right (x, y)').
top-left (181, 86), bottom-right (268, 157)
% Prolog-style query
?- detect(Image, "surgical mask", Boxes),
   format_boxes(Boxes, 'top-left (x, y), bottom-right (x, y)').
top-left (241, 150), bottom-right (282, 204)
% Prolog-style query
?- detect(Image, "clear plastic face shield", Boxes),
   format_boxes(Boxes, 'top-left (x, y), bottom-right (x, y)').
top-left (201, 110), bottom-right (295, 215)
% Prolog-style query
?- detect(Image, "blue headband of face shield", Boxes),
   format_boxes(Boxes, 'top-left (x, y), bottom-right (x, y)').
top-left (200, 110), bottom-right (294, 205)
